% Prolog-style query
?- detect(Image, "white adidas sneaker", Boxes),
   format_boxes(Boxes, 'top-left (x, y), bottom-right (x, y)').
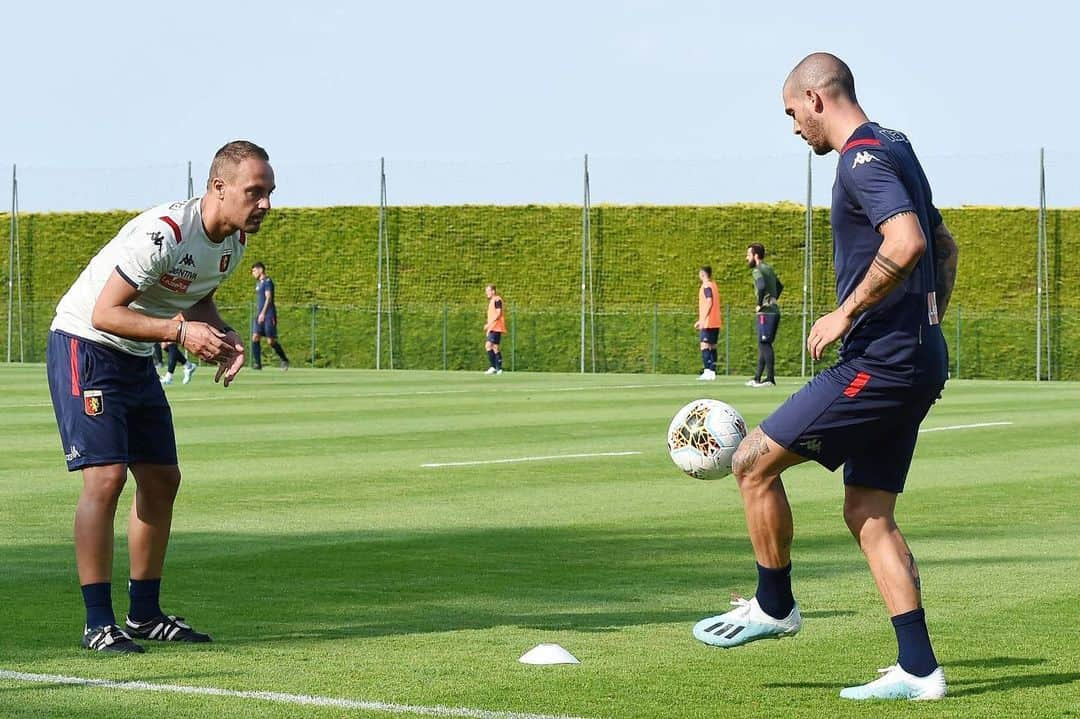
top-left (693, 596), bottom-right (801, 647)
top-left (840, 664), bottom-right (947, 701)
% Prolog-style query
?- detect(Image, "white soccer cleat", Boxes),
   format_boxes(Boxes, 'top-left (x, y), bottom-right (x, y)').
top-left (698, 369), bottom-right (716, 381)
top-left (484, 367), bottom-right (498, 375)
top-left (495, 369), bottom-right (503, 375)
top-left (745, 378), bottom-right (761, 387)
top-left (182, 362), bottom-right (197, 385)
top-left (693, 596), bottom-right (801, 647)
top-left (160, 373), bottom-right (173, 385)
top-left (840, 665), bottom-right (947, 701)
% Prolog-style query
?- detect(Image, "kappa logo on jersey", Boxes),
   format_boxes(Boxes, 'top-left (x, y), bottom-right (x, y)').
top-left (179, 254), bottom-right (197, 267)
top-left (852, 151), bottom-right (876, 169)
top-left (83, 390), bottom-right (104, 417)
top-left (219, 250), bottom-right (233, 273)
top-left (148, 231), bottom-right (164, 248)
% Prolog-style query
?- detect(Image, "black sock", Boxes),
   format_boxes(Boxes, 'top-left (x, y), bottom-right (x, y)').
top-left (128, 578), bottom-right (163, 622)
top-left (494, 352), bottom-right (503, 370)
top-left (487, 349), bottom-right (497, 368)
top-left (756, 345), bottom-right (766, 382)
top-left (81, 582), bottom-right (115, 628)
top-left (755, 562), bottom-right (795, 619)
top-left (701, 349), bottom-right (710, 371)
top-left (252, 341), bottom-right (262, 367)
top-left (893, 608), bottom-right (939, 677)
top-left (271, 341), bottom-right (289, 362)
top-left (763, 343), bottom-right (775, 382)
top-left (167, 344), bottom-right (185, 373)
top-left (709, 348), bottom-right (718, 372)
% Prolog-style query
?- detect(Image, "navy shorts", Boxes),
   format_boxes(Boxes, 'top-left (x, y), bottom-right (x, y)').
top-left (46, 330), bottom-right (177, 471)
top-left (252, 310), bottom-right (277, 338)
top-left (760, 359), bottom-right (944, 493)
top-left (757, 312), bottom-right (780, 344)
top-left (699, 328), bottom-right (720, 344)
top-left (486, 331), bottom-right (502, 345)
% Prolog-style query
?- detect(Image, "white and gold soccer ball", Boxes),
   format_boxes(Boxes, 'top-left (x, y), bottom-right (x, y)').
top-left (667, 399), bottom-right (747, 480)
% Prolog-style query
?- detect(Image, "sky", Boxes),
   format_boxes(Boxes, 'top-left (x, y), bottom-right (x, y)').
top-left (1, 0), bottom-right (1077, 211)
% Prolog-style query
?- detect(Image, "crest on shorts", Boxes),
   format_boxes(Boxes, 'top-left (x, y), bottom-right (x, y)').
top-left (220, 250), bottom-right (233, 273)
top-left (83, 390), bottom-right (104, 417)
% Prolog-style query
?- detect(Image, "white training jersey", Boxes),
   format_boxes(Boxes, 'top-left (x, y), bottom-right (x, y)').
top-left (51, 197), bottom-right (247, 356)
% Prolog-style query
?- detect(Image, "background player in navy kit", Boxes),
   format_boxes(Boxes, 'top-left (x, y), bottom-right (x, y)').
top-left (693, 54), bottom-right (959, 701)
top-left (45, 140), bottom-right (272, 652)
top-left (250, 262), bottom-right (290, 370)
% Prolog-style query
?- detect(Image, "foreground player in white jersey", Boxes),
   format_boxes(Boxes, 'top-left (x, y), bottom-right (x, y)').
top-left (46, 140), bottom-right (274, 652)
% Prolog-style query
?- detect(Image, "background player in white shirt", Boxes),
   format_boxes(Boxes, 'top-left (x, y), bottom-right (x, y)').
top-left (46, 140), bottom-right (274, 652)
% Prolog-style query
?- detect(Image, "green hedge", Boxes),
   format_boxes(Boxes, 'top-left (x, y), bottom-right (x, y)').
top-left (1, 204), bottom-right (1074, 379)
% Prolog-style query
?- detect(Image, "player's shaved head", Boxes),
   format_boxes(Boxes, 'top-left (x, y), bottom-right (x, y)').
top-left (208, 140), bottom-right (270, 187)
top-left (785, 52), bottom-right (857, 103)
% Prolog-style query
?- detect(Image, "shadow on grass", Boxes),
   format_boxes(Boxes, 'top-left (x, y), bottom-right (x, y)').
top-left (1, 524), bottom-right (865, 656)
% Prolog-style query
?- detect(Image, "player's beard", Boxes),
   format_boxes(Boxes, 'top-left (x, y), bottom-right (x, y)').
top-left (801, 114), bottom-right (832, 155)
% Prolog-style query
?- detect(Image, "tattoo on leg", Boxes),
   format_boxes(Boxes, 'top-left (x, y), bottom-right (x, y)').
top-left (906, 550), bottom-right (922, 593)
top-left (733, 428), bottom-right (770, 478)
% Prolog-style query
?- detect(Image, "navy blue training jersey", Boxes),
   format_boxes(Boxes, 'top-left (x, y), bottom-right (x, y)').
top-left (832, 122), bottom-right (944, 354)
top-left (255, 277), bottom-right (275, 314)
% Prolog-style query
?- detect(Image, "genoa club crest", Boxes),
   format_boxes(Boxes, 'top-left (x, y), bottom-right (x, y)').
top-left (220, 250), bottom-right (233, 273)
top-left (83, 390), bottom-right (104, 416)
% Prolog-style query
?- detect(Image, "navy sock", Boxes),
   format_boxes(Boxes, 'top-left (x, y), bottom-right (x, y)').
top-left (81, 582), bottom-right (115, 628)
top-left (128, 578), bottom-right (163, 622)
top-left (252, 341), bottom-right (262, 367)
top-left (709, 348), bottom-right (718, 372)
top-left (271, 341), bottom-right (289, 362)
top-left (494, 352), bottom-right (503, 370)
top-left (487, 349), bottom-right (497, 368)
top-left (893, 608), bottom-right (939, 677)
top-left (701, 349), bottom-right (710, 371)
top-left (755, 562), bottom-right (795, 619)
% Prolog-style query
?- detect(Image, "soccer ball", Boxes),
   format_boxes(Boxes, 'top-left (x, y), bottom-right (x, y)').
top-left (667, 399), bottom-right (747, 480)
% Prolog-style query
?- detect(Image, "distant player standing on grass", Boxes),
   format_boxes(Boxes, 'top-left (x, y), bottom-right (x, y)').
top-left (158, 342), bottom-right (197, 385)
top-left (484, 284), bottom-right (506, 375)
top-left (694, 266), bottom-right (722, 381)
top-left (745, 243), bottom-right (783, 387)
top-left (46, 140), bottom-right (274, 653)
top-left (251, 261), bottom-right (290, 370)
top-left (692, 54), bottom-right (959, 701)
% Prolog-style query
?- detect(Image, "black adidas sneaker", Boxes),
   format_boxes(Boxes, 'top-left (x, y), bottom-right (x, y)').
top-left (124, 615), bottom-right (212, 643)
top-left (82, 624), bottom-right (145, 653)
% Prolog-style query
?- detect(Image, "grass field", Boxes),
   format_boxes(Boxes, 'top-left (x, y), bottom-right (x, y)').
top-left (1, 365), bottom-right (1077, 719)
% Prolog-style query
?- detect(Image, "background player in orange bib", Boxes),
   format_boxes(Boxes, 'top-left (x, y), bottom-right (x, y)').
top-left (694, 266), bottom-right (723, 381)
top-left (484, 284), bottom-right (507, 375)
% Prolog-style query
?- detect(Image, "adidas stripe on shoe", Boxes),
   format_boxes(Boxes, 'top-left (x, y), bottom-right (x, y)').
top-left (693, 595), bottom-right (801, 647)
top-left (125, 615), bottom-right (212, 643)
top-left (82, 624), bottom-right (144, 653)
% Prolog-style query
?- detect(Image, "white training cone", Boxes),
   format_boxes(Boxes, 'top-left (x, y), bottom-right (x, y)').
top-left (519, 643), bottom-right (580, 665)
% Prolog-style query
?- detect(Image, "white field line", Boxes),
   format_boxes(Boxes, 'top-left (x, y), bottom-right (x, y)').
top-left (919, 421), bottom-right (1013, 433)
top-left (423, 451), bottom-right (642, 468)
top-left (0, 669), bottom-right (593, 719)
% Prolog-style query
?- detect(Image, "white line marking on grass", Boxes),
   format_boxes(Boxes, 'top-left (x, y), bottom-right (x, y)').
top-left (423, 451), bottom-right (642, 468)
top-left (919, 421), bottom-right (1013, 433)
top-left (0, 669), bottom-right (593, 719)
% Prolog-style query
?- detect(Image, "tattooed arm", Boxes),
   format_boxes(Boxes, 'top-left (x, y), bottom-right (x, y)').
top-left (932, 222), bottom-right (958, 320)
top-left (807, 211), bottom-right (926, 360)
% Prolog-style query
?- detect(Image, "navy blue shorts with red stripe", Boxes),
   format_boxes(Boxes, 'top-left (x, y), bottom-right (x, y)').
top-left (759, 359), bottom-right (944, 493)
top-left (46, 330), bottom-right (177, 471)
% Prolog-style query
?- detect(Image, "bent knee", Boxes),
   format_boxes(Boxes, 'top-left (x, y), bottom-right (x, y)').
top-left (732, 429), bottom-right (774, 485)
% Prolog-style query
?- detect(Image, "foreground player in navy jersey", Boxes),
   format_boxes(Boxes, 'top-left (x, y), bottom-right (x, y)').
top-left (693, 53), bottom-right (959, 700)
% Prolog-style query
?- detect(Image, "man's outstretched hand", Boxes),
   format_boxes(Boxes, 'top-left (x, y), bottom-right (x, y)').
top-left (214, 330), bottom-right (246, 387)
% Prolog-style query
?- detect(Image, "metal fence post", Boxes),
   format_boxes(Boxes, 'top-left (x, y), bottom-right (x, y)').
top-left (955, 306), bottom-right (961, 380)
top-left (724, 305), bottom-right (731, 376)
top-left (651, 305), bottom-right (658, 373)
top-left (511, 312), bottom-right (516, 371)
top-left (309, 304), bottom-right (317, 368)
top-left (442, 304), bottom-right (448, 371)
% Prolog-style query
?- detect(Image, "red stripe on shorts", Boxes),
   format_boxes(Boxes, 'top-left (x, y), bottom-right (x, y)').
top-left (843, 371), bottom-right (871, 398)
top-left (69, 337), bottom-right (80, 396)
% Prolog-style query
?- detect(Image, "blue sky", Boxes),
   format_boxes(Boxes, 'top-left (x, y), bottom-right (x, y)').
top-left (1, 1), bottom-right (1075, 210)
